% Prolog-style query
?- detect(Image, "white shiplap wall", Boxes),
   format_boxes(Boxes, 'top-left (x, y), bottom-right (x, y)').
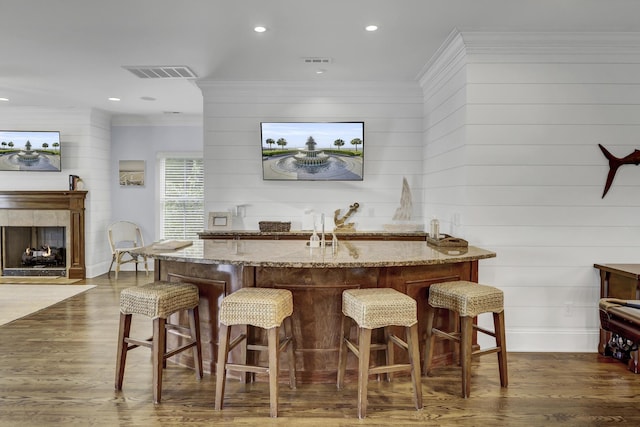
top-left (198, 81), bottom-right (424, 231)
top-left (420, 31), bottom-right (640, 351)
top-left (0, 107), bottom-right (112, 278)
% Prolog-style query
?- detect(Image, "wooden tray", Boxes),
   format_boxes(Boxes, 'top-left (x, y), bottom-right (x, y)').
top-left (427, 233), bottom-right (468, 247)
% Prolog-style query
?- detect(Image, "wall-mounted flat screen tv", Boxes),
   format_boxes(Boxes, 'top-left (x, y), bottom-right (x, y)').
top-left (261, 122), bottom-right (364, 181)
top-left (0, 130), bottom-right (61, 171)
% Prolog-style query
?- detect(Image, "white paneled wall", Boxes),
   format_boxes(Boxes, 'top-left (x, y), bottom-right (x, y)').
top-left (420, 31), bottom-right (640, 351)
top-left (7, 31), bottom-right (640, 350)
top-left (0, 107), bottom-right (112, 277)
top-left (198, 81), bottom-right (424, 231)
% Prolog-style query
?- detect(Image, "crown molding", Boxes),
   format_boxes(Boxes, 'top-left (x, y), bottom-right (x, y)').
top-left (418, 30), bottom-right (640, 90)
top-left (417, 28), bottom-right (467, 90)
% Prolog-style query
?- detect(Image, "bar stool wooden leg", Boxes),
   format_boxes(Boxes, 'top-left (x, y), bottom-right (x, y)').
top-left (357, 327), bottom-right (372, 419)
top-left (189, 307), bottom-right (203, 380)
top-left (494, 311), bottom-right (508, 387)
top-left (407, 323), bottom-right (423, 409)
top-left (460, 316), bottom-right (473, 399)
top-left (214, 324), bottom-right (230, 411)
top-left (283, 317), bottom-right (297, 389)
top-left (152, 317), bottom-right (166, 404)
top-left (383, 326), bottom-right (394, 382)
top-left (268, 327), bottom-right (279, 418)
top-left (115, 313), bottom-right (132, 390)
top-left (423, 304), bottom-right (437, 375)
top-left (336, 314), bottom-right (350, 389)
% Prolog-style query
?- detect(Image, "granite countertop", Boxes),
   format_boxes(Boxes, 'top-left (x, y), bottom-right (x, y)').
top-left (198, 230), bottom-right (428, 238)
top-left (138, 239), bottom-right (496, 268)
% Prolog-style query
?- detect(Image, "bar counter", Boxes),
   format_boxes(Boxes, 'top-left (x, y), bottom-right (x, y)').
top-left (142, 238), bottom-right (496, 383)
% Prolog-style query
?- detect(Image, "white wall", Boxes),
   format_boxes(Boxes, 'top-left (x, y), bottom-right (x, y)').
top-left (420, 31), bottom-right (640, 352)
top-left (198, 81), bottom-right (425, 231)
top-left (7, 31), bottom-right (640, 352)
top-left (110, 115), bottom-right (203, 258)
top-left (0, 107), bottom-right (112, 278)
top-left (420, 30), bottom-right (470, 238)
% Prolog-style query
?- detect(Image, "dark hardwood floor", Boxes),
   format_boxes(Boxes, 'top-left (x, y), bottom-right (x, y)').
top-left (1, 273), bottom-right (639, 426)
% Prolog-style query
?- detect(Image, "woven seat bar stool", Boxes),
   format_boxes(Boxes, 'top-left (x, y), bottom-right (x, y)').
top-left (423, 280), bottom-right (508, 398)
top-left (115, 281), bottom-right (203, 404)
top-left (337, 288), bottom-right (423, 419)
top-left (215, 287), bottom-right (296, 418)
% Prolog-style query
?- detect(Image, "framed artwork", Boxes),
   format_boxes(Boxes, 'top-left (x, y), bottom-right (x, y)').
top-left (119, 160), bottom-right (145, 186)
top-left (260, 121), bottom-right (364, 181)
top-left (208, 212), bottom-right (232, 230)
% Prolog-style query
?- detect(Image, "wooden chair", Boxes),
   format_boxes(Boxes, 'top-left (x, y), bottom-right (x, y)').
top-left (337, 288), bottom-right (423, 419)
top-left (215, 287), bottom-right (296, 418)
top-left (115, 281), bottom-right (203, 403)
top-left (423, 280), bottom-right (508, 398)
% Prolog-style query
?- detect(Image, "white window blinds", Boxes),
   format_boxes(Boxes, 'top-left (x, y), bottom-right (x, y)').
top-left (159, 156), bottom-right (204, 240)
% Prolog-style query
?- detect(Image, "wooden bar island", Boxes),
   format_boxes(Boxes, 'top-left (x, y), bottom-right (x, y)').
top-left (141, 235), bottom-right (496, 383)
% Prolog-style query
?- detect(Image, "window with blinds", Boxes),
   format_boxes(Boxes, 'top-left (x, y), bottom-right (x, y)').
top-left (159, 156), bottom-right (204, 240)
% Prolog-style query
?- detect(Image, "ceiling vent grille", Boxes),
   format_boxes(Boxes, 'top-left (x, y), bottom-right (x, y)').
top-left (302, 57), bottom-right (332, 64)
top-left (123, 66), bottom-right (197, 79)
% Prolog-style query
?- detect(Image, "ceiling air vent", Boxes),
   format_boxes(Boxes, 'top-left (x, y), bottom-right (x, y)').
top-left (302, 57), bottom-right (332, 64)
top-left (123, 66), bottom-right (197, 79)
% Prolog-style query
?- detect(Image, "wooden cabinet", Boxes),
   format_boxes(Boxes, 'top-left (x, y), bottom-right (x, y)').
top-left (158, 256), bottom-right (481, 383)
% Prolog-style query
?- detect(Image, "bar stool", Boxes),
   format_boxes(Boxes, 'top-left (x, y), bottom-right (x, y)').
top-left (423, 280), bottom-right (508, 398)
top-left (337, 288), bottom-right (423, 419)
top-left (215, 287), bottom-right (296, 418)
top-left (115, 281), bottom-right (203, 403)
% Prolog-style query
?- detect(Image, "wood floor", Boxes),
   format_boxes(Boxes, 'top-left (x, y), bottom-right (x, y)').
top-left (1, 273), bottom-right (639, 426)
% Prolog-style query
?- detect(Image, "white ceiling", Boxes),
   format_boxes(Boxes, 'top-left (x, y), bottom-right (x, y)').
top-left (2, 0), bottom-right (640, 116)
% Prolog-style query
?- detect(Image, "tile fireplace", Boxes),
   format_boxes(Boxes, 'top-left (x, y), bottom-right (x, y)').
top-left (0, 191), bottom-right (87, 279)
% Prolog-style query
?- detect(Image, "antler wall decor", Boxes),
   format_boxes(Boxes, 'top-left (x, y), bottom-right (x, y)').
top-left (599, 144), bottom-right (640, 198)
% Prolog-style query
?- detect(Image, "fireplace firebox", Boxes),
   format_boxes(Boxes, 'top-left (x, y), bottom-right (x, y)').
top-left (1, 226), bottom-right (66, 276)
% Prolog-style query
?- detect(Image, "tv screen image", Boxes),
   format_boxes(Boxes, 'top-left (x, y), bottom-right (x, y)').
top-left (261, 122), bottom-right (364, 181)
top-left (0, 130), bottom-right (61, 171)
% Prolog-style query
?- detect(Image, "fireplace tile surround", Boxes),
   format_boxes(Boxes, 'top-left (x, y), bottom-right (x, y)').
top-left (0, 191), bottom-right (87, 279)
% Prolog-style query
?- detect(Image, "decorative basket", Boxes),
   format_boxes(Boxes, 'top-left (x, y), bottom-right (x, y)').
top-left (259, 221), bottom-right (291, 232)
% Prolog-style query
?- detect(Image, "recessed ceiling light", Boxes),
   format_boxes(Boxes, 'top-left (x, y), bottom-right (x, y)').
top-left (0, 97), bottom-right (8, 102)
top-left (316, 69), bottom-right (326, 74)
top-left (108, 97), bottom-right (121, 102)
top-left (254, 26), bottom-right (267, 33)
top-left (365, 25), bottom-right (378, 32)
